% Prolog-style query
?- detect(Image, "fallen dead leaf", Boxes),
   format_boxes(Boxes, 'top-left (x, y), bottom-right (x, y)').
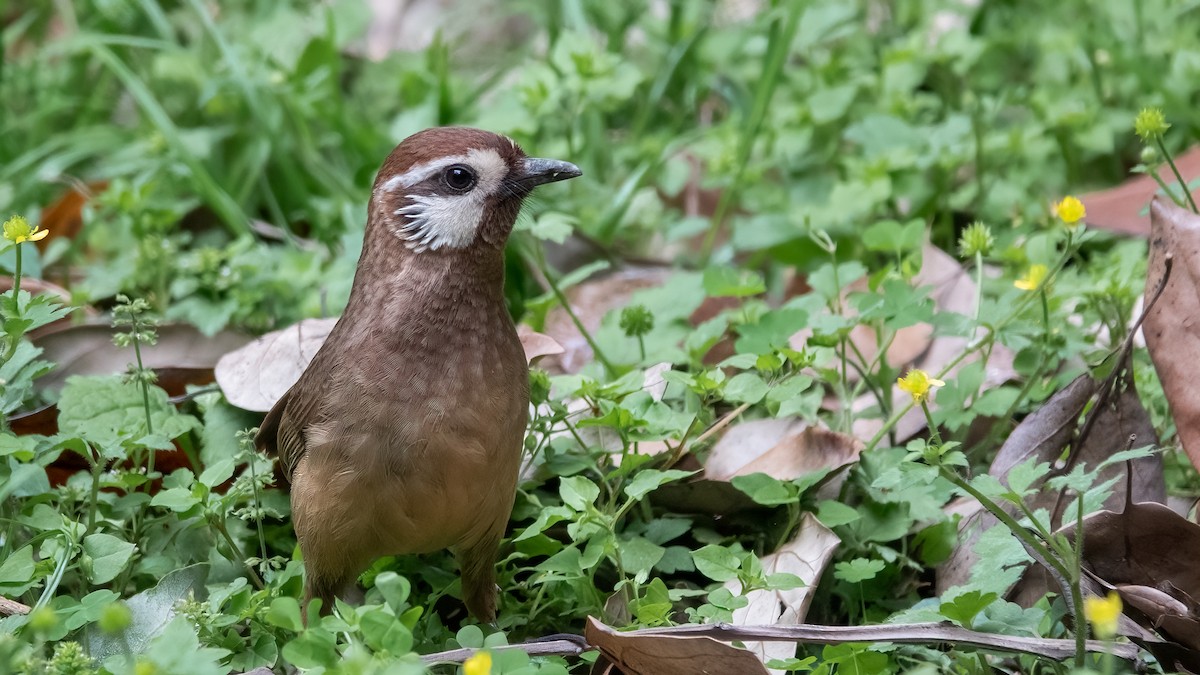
top-left (215, 318), bottom-right (337, 412)
top-left (706, 424), bottom-right (863, 484)
top-left (37, 180), bottom-right (107, 250)
top-left (939, 373), bottom-right (1165, 595)
top-left (585, 616), bottom-right (770, 675)
top-left (726, 513), bottom-right (840, 674)
top-left (1078, 147), bottom-right (1200, 236)
top-left (33, 322), bottom-right (251, 392)
top-left (540, 266), bottom-right (673, 373)
top-left (1145, 196), bottom-right (1200, 472)
top-left (518, 327), bottom-right (566, 363)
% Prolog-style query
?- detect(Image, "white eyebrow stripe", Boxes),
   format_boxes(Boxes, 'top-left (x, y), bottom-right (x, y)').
top-left (381, 147), bottom-right (508, 192)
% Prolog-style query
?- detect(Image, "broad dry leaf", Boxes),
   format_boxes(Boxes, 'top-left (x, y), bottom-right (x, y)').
top-left (34, 322), bottom-right (252, 392)
top-left (540, 267), bottom-right (673, 373)
top-left (585, 616), bottom-right (769, 675)
top-left (215, 318), bottom-right (337, 412)
top-left (1078, 147), bottom-right (1200, 235)
top-left (706, 425), bottom-right (862, 483)
top-left (1145, 196), bottom-right (1200, 472)
top-left (726, 513), bottom-right (840, 673)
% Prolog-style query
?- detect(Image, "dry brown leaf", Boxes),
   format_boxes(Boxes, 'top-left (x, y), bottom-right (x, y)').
top-left (33, 322), bottom-right (252, 392)
top-left (215, 318), bottom-right (337, 412)
top-left (37, 181), bottom-right (107, 249)
top-left (518, 327), bottom-right (566, 363)
top-left (726, 513), bottom-right (840, 673)
top-left (1145, 196), bottom-right (1200, 471)
top-left (1078, 147), bottom-right (1200, 235)
top-left (540, 267), bottom-right (674, 373)
top-left (707, 425), bottom-right (862, 484)
top-left (585, 616), bottom-right (770, 675)
top-left (939, 373), bottom-right (1165, 595)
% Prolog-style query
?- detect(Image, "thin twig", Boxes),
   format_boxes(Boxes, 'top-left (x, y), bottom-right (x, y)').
top-left (418, 622), bottom-right (1139, 664)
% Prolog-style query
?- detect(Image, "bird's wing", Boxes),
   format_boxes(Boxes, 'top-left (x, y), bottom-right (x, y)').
top-left (256, 381), bottom-right (323, 482)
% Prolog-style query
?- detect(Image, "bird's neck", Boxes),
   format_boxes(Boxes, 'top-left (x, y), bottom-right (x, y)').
top-left (343, 228), bottom-right (509, 324)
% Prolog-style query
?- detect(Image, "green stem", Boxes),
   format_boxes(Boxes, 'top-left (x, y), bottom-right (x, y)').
top-left (536, 252), bottom-right (616, 376)
top-left (211, 516), bottom-right (265, 589)
top-left (12, 243), bottom-right (20, 301)
top-left (940, 467), bottom-right (1085, 666)
top-left (1156, 137), bottom-right (1198, 212)
top-left (1074, 489), bottom-right (1089, 664)
top-left (131, 320), bottom-right (155, 477)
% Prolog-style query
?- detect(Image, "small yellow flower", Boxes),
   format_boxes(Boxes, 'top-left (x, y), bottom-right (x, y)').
top-left (1014, 264), bottom-right (1049, 291)
top-left (463, 651), bottom-right (492, 675)
top-left (897, 369), bottom-right (945, 404)
top-left (2, 215), bottom-right (48, 244)
top-left (1054, 196), bottom-right (1085, 227)
top-left (1134, 107), bottom-right (1170, 142)
top-left (1084, 591), bottom-right (1122, 639)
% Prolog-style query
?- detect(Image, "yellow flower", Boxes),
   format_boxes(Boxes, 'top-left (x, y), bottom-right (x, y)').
top-left (2, 215), bottom-right (48, 244)
top-left (1084, 591), bottom-right (1122, 639)
top-left (1014, 264), bottom-right (1049, 291)
top-left (463, 651), bottom-right (492, 675)
top-left (1054, 196), bottom-right (1086, 228)
top-left (897, 369), bottom-right (944, 404)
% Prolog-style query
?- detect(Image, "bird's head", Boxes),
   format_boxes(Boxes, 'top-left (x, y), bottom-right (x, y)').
top-left (370, 127), bottom-right (580, 254)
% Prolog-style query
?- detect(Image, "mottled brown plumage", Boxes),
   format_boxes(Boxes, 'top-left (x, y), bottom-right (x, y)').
top-left (256, 127), bottom-right (580, 621)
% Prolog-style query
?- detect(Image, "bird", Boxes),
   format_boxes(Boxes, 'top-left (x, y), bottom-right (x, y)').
top-left (256, 127), bottom-right (581, 621)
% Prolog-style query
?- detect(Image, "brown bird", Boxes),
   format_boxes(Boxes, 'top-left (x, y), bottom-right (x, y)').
top-left (256, 127), bottom-right (581, 621)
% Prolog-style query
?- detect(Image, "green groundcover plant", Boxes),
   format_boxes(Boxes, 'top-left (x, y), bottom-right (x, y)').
top-left (2, 1), bottom-right (1199, 673)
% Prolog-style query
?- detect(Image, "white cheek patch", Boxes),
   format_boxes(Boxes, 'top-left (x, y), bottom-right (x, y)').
top-left (381, 147), bottom-right (509, 252)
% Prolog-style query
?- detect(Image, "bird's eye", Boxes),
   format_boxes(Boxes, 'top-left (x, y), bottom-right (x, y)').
top-left (442, 165), bottom-right (477, 192)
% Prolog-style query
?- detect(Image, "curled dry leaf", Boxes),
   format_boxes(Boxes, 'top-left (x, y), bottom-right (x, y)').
top-left (1078, 147), bottom-right (1200, 236)
top-left (726, 513), bottom-right (840, 674)
top-left (215, 318), bottom-right (337, 412)
top-left (517, 327), bottom-right (566, 363)
top-left (585, 616), bottom-right (770, 675)
top-left (1145, 196), bottom-right (1200, 472)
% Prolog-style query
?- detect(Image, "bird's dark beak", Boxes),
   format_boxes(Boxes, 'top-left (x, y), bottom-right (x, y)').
top-left (515, 157), bottom-right (582, 188)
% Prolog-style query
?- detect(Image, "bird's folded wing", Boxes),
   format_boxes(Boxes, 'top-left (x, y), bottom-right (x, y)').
top-left (256, 387), bottom-right (320, 481)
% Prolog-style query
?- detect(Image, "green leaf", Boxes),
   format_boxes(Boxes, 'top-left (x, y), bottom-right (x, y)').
top-left (282, 627), bottom-right (339, 669)
top-left (0, 545), bottom-right (36, 589)
top-left (359, 607), bottom-right (413, 654)
top-left (138, 616), bottom-right (229, 675)
top-left (833, 557), bottom-right (885, 583)
top-left (703, 265), bottom-right (765, 297)
top-left (82, 533), bottom-right (136, 584)
top-left (692, 545), bottom-right (741, 582)
top-left (723, 372), bottom-right (769, 404)
top-left (618, 536), bottom-right (666, 576)
top-left (816, 500), bottom-right (861, 528)
top-left (150, 487), bottom-right (200, 513)
top-left (938, 590), bottom-right (998, 628)
top-left (456, 624), bottom-right (485, 649)
top-left (266, 597), bottom-right (304, 632)
top-left (734, 308), bottom-right (809, 355)
top-left (731, 473), bottom-right (796, 506)
top-left (57, 376), bottom-right (198, 455)
top-left (559, 476), bottom-right (600, 511)
top-left (373, 572), bottom-right (411, 613)
top-left (198, 457), bottom-right (235, 488)
top-left (623, 469), bottom-right (694, 500)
